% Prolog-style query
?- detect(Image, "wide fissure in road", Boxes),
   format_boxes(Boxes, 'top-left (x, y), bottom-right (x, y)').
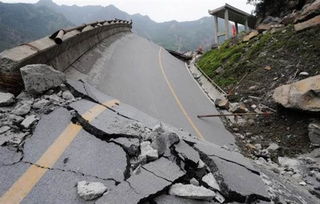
top-left (66, 33), bottom-right (235, 146)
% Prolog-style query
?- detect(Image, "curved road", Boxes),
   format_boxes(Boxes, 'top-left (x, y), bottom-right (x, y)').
top-left (67, 33), bottom-right (235, 146)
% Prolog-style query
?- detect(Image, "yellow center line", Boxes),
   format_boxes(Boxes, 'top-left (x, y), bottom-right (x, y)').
top-left (158, 48), bottom-right (205, 140)
top-left (0, 99), bottom-right (119, 204)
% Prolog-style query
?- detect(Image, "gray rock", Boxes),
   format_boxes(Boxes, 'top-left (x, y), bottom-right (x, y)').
top-left (0, 131), bottom-right (27, 146)
top-left (62, 90), bottom-right (74, 100)
top-left (151, 128), bottom-right (180, 156)
top-left (273, 75), bottom-right (320, 112)
top-left (202, 173), bottom-right (221, 191)
top-left (21, 115), bottom-right (38, 129)
top-left (32, 99), bottom-right (50, 109)
top-left (190, 178), bottom-right (199, 186)
top-left (169, 183), bottom-right (216, 201)
top-left (20, 64), bottom-right (66, 94)
top-left (278, 157), bottom-right (300, 170)
top-left (140, 141), bottom-right (158, 161)
top-left (214, 98), bottom-right (229, 109)
top-left (77, 181), bottom-right (107, 201)
top-left (309, 123), bottom-right (320, 145)
top-left (0, 92), bottom-right (15, 106)
top-left (267, 143), bottom-right (280, 151)
top-left (229, 102), bottom-right (248, 113)
top-left (12, 101), bottom-right (32, 116)
top-left (7, 114), bottom-right (24, 123)
top-left (0, 126), bottom-right (11, 134)
top-left (299, 72), bottom-right (310, 76)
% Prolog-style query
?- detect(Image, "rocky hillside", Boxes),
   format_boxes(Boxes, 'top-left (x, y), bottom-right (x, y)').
top-left (197, 0), bottom-right (320, 159)
top-left (0, 2), bottom-right (73, 52)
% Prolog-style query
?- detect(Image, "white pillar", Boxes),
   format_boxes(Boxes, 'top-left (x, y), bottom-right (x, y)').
top-left (245, 18), bottom-right (249, 31)
top-left (214, 15), bottom-right (219, 45)
top-left (224, 9), bottom-right (230, 39)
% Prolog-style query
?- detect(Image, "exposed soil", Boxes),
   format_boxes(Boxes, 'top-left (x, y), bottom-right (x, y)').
top-left (197, 25), bottom-right (320, 160)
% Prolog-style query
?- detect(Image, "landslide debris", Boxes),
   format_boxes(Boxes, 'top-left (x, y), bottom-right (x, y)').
top-left (195, 3), bottom-right (320, 202)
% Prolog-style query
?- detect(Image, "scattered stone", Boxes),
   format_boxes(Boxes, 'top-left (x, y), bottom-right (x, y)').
top-left (0, 92), bottom-right (15, 106)
top-left (229, 102), bottom-right (248, 113)
top-left (243, 30), bottom-right (259, 42)
top-left (140, 141), bottom-right (158, 161)
top-left (278, 157), bottom-right (300, 170)
top-left (294, 15), bottom-right (320, 31)
top-left (214, 98), bottom-right (229, 109)
top-left (264, 65), bottom-right (272, 71)
top-left (249, 85), bottom-right (258, 91)
top-left (7, 114), bottom-right (24, 123)
top-left (62, 90), bottom-right (75, 100)
top-left (299, 181), bottom-right (307, 186)
top-left (21, 115), bottom-right (38, 129)
top-left (267, 143), bottom-right (280, 152)
top-left (309, 123), bottom-right (320, 145)
top-left (32, 99), bottom-right (50, 109)
top-left (12, 101), bottom-right (32, 116)
top-left (273, 75), bottom-right (320, 112)
top-left (77, 181), bottom-right (107, 201)
top-left (150, 126), bottom-right (180, 156)
top-left (190, 178), bottom-right (199, 186)
top-left (0, 126), bottom-right (11, 134)
top-left (295, 0), bottom-right (320, 23)
top-left (20, 64), bottom-right (66, 94)
top-left (299, 72), bottom-right (310, 76)
top-left (202, 173), bottom-right (220, 191)
top-left (169, 183), bottom-right (215, 201)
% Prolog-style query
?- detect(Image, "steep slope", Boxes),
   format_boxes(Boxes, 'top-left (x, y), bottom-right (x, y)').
top-left (0, 2), bottom-right (73, 52)
top-left (197, 25), bottom-right (320, 158)
top-left (36, 0), bottom-right (221, 52)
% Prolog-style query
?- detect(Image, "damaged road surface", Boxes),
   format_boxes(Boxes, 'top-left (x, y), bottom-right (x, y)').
top-left (0, 79), bottom-right (272, 203)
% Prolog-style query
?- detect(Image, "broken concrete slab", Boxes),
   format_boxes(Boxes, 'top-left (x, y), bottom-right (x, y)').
top-left (175, 140), bottom-right (201, 166)
top-left (0, 146), bottom-right (22, 166)
top-left (202, 173), bottom-right (221, 191)
top-left (142, 157), bottom-right (185, 182)
top-left (20, 64), bottom-right (66, 94)
top-left (204, 155), bottom-right (269, 201)
top-left (0, 92), bottom-right (15, 106)
top-left (192, 140), bottom-right (257, 173)
top-left (97, 157), bottom-right (185, 204)
top-left (154, 194), bottom-right (214, 204)
top-left (0, 131), bottom-right (28, 146)
top-left (169, 183), bottom-right (216, 201)
top-left (111, 137), bottom-right (140, 156)
top-left (77, 181), bottom-right (107, 201)
top-left (22, 165), bottom-right (115, 204)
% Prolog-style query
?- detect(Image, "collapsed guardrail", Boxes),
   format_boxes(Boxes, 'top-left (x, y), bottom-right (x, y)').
top-left (0, 19), bottom-right (132, 91)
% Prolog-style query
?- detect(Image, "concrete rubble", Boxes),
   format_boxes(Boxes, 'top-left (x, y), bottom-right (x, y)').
top-left (0, 92), bottom-right (15, 106)
top-left (0, 72), bottom-right (275, 203)
top-left (77, 181), bottom-right (107, 201)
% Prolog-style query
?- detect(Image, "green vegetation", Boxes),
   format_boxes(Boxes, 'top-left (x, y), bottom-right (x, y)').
top-left (197, 25), bottom-right (320, 90)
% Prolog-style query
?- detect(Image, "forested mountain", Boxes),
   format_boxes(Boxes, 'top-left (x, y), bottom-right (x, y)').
top-left (0, 2), bottom-right (73, 51)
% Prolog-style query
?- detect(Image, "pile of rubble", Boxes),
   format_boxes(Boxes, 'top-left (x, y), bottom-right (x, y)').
top-left (0, 64), bottom-right (274, 203)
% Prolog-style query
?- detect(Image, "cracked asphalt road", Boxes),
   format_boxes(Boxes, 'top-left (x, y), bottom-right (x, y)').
top-left (66, 33), bottom-right (235, 147)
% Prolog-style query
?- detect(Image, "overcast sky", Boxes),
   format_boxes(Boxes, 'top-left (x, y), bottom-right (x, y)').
top-left (2, 0), bottom-right (255, 22)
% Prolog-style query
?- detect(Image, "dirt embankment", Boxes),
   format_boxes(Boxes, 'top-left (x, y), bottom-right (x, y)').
top-left (197, 24), bottom-right (320, 159)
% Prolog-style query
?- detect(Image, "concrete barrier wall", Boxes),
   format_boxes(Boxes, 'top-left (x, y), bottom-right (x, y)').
top-left (0, 20), bottom-right (132, 89)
